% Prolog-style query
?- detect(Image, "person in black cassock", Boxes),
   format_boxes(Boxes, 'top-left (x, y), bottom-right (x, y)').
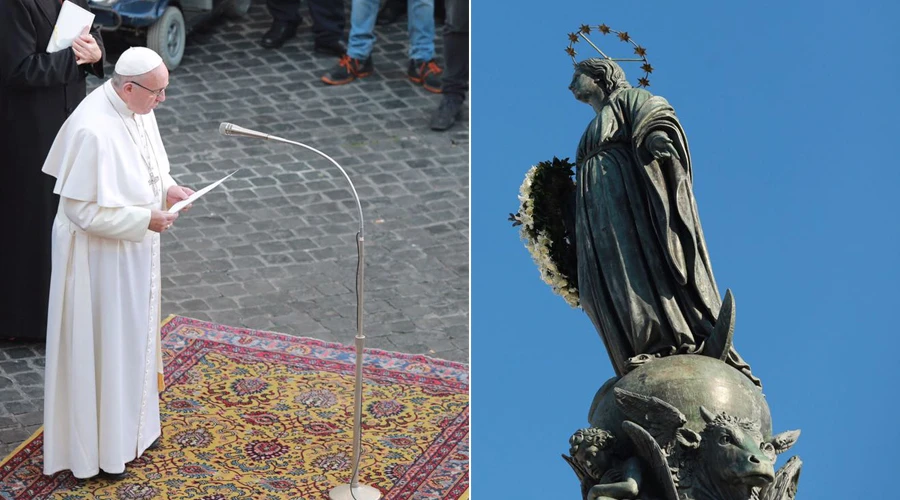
top-left (0, 0), bottom-right (105, 340)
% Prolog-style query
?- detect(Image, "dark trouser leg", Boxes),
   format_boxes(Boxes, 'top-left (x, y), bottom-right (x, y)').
top-left (434, 0), bottom-right (444, 23)
top-left (307, 0), bottom-right (345, 44)
top-left (262, 0), bottom-right (301, 48)
top-left (377, 0), bottom-right (406, 25)
top-left (429, 0), bottom-right (466, 131)
top-left (266, 0), bottom-right (301, 23)
top-left (441, 0), bottom-right (468, 98)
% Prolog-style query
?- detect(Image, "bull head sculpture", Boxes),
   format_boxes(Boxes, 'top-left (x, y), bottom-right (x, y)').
top-left (672, 407), bottom-right (800, 500)
top-left (614, 388), bottom-right (801, 500)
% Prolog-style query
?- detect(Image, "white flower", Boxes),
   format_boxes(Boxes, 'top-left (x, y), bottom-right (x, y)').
top-left (516, 164), bottom-right (580, 308)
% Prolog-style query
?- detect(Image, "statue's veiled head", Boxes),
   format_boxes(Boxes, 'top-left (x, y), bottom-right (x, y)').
top-left (569, 58), bottom-right (631, 106)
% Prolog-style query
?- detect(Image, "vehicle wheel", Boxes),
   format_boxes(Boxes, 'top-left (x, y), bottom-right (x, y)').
top-left (223, 0), bottom-right (251, 19)
top-left (146, 6), bottom-right (185, 70)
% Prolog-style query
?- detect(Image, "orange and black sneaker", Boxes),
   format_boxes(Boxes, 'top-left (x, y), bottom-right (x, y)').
top-left (321, 55), bottom-right (373, 86)
top-left (408, 59), bottom-right (443, 93)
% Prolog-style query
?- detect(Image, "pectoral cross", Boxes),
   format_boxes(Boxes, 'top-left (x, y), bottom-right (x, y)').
top-left (134, 116), bottom-right (161, 198)
top-left (148, 171), bottom-right (160, 197)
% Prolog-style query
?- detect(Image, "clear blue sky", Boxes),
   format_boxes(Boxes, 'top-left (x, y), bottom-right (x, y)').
top-left (471, 0), bottom-right (899, 498)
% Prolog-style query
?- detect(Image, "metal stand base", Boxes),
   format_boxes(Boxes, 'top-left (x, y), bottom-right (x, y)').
top-left (328, 484), bottom-right (382, 500)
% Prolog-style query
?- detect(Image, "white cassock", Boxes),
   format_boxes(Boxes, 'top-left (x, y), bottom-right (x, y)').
top-left (41, 80), bottom-right (176, 478)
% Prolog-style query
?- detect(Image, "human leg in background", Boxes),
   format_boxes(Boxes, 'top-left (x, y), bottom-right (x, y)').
top-left (379, 0), bottom-right (443, 25)
top-left (377, 0), bottom-right (406, 25)
top-left (307, 0), bottom-right (347, 56)
top-left (406, 0), bottom-right (442, 93)
top-left (322, 0), bottom-right (377, 85)
top-left (430, 0), bottom-right (467, 130)
top-left (261, 0), bottom-right (301, 49)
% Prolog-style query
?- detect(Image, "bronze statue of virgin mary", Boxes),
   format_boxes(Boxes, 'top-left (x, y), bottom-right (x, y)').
top-left (569, 58), bottom-right (756, 384)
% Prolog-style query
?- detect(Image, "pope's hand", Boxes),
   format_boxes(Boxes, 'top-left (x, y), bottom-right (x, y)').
top-left (646, 132), bottom-right (680, 161)
top-left (166, 185), bottom-right (196, 212)
top-left (72, 26), bottom-right (101, 65)
top-left (149, 210), bottom-right (178, 233)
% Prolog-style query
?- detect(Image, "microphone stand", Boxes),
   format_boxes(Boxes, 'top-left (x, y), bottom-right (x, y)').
top-left (219, 123), bottom-right (382, 500)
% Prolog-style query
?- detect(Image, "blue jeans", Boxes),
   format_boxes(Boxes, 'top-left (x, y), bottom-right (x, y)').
top-left (347, 0), bottom-right (435, 61)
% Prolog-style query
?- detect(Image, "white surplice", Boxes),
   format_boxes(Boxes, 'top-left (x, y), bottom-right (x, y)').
top-left (41, 80), bottom-right (176, 478)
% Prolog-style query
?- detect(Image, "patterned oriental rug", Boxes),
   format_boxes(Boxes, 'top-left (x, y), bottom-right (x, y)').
top-left (0, 316), bottom-right (469, 499)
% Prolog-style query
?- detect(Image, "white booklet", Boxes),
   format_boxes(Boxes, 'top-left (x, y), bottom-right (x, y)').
top-left (47, 1), bottom-right (95, 53)
top-left (168, 170), bottom-right (238, 213)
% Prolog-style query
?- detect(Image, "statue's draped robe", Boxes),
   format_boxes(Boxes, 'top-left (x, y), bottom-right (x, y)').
top-left (575, 87), bottom-right (755, 383)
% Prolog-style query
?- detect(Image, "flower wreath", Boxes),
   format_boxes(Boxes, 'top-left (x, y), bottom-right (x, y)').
top-left (510, 157), bottom-right (580, 308)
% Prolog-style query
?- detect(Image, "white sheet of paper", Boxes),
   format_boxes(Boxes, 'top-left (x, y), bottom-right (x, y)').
top-left (168, 170), bottom-right (238, 213)
top-left (47, 1), bottom-right (95, 53)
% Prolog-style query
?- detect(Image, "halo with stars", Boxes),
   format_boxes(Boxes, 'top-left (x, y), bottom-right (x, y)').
top-left (566, 24), bottom-right (654, 88)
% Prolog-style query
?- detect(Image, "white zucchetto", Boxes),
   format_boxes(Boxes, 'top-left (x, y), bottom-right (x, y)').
top-left (114, 47), bottom-right (163, 76)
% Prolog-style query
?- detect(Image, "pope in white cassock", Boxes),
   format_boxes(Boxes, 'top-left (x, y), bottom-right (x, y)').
top-left (41, 47), bottom-right (194, 479)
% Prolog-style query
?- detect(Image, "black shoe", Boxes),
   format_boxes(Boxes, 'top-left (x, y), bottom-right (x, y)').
top-left (314, 40), bottom-right (346, 57)
top-left (99, 469), bottom-right (127, 480)
top-left (376, 0), bottom-right (406, 25)
top-left (408, 59), bottom-right (443, 94)
top-left (321, 55), bottom-right (373, 85)
top-left (430, 94), bottom-right (464, 131)
top-left (260, 21), bottom-right (298, 49)
top-left (148, 436), bottom-right (161, 450)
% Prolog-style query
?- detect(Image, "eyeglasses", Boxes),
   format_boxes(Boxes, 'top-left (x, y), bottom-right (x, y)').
top-left (128, 80), bottom-right (167, 97)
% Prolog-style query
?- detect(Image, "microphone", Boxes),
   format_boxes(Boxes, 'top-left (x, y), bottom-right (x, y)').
top-left (218, 122), bottom-right (272, 140)
top-left (218, 122), bottom-right (364, 233)
top-left (217, 122), bottom-right (379, 500)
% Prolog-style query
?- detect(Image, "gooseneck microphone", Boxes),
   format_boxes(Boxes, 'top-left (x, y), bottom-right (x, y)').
top-left (219, 123), bottom-right (379, 500)
top-left (218, 123), bottom-right (364, 235)
top-left (218, 122), bottom-right (272, 140)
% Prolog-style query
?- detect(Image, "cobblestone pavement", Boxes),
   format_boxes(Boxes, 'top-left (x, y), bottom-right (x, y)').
top-left (0, 1), bottom-right (468, 460)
